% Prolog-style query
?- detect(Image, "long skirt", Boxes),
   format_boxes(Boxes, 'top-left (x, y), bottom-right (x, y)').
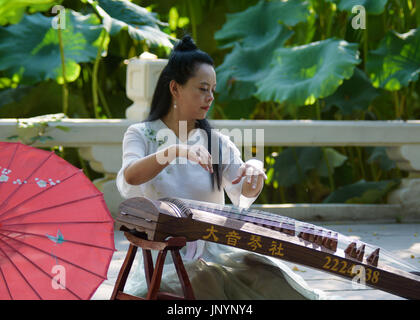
top-left (124, 240), bottom-right (333, 300)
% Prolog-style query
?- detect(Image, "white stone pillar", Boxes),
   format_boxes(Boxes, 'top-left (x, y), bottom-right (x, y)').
top-left (125, 52), bottom-right (168, 121)
top-left (78, 145), bottom-right (122, 216)
top-left (80, 53), bottom-right (168, 218)
top-left (386, 145), bottom-right (420, 219)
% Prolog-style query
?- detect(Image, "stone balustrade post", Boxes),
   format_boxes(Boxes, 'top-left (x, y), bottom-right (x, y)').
top-left (386, 145), bottom-right (420, 218)
top-left (79, 53), bottom-right (168, 217)
top-left (125, 52), bottom-right (168, 120)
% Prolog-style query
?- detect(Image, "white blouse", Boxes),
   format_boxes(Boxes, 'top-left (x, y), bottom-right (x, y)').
top-left (116, 118), bottom-right (260, 208)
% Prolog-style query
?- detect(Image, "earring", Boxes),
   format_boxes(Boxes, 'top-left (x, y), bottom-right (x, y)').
top-left (174, 101), bottom-right (177, 109)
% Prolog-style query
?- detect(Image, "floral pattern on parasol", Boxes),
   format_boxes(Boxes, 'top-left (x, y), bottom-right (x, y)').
top-left (0, 142), bottom-right (116, 300)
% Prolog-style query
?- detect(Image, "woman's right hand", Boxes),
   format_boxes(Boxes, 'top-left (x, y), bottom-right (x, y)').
top-left (176, 144), bottom-right (213, 173)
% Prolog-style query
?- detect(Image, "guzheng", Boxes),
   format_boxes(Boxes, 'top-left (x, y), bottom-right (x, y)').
top-left (116, 196), bottom-right (420, 300)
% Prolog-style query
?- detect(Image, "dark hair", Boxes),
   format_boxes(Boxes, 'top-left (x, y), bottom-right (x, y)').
top-left (146, 35), bottom-right (221, 191)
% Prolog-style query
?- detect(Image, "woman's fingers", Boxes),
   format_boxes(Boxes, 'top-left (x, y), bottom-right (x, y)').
top-left (232, 163), bottom-right (267, 185)
top-left (246, 166), bottom-right (253, 184)
top-left (232, 164), bottom-right (246, 184)
top-left (199, 147), bottom-right (213, 173)
top-left (246, 167), bottom-right (261, 189)
top-left (201, 152), bottom-right (213, 173)
top-left (187, 145), bottom-right (213, 173)
top-left (255, 168), bottom-right (268, 180)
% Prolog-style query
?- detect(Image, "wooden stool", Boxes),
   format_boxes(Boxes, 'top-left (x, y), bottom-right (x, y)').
top-left (110, 231), bottom-right (195, 300)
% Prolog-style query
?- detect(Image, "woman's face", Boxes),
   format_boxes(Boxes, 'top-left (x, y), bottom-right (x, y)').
top-left (174, 63), bottom-right (216, 120)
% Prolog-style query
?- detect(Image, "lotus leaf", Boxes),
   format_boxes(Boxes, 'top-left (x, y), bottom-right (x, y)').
top-left (0, 0), bottom-right (62, 25)
top-left (367, 28), bottom-right (420, 91)
top-left (271, 147), bottom-right (347, 187)
top-left (367, 147), bottom-right (396, 171)
top-left (93, 0), bottom-right (173, 47)
top-left (323, 179), bottom-right (400, 203)
top-left (215, 0), bottom-right (310, 49)
top-left (255, 38), bottom-right (360, 107)
top-left (0, 86), bottom-right (33, 108)
top-left (317, 147), bottom-right (348, 177)
top-left (0, 11), bottom-right (102, 85)
top-left (324, 68), bottom-right (380, 115)
top-left (215, 27), bottom-right (293, 101)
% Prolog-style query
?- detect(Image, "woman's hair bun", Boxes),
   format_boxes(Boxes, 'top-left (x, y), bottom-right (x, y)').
top-left (174, 35), bottom-right (197, 52)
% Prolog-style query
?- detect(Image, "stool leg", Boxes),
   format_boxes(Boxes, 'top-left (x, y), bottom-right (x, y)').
top-left (142, 249), bottom-right (154, 289)
top-left (145, 250), bottom-right (167, 300)
top-left (171, 249), bottom-right (195, 300)
top-left (111, 244), bottom-right (138, 300)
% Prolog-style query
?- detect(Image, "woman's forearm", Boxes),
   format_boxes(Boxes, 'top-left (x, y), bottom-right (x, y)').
top-left (240, 158), bottom-right (265, 198)
top-left (124, 145), bottom-right (178, 185)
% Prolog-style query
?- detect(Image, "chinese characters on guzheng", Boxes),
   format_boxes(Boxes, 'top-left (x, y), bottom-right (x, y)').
top-left (117, 196), bottom-right (420, 300)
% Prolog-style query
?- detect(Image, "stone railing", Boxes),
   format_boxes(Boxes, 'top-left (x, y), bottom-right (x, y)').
top-left (1, 55), bottom-right (419, 222)
top-left (1, 118), bottom-right (420, 222)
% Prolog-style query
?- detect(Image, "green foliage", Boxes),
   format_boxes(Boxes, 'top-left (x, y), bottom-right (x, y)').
top-left (326, 0), bottom-right (388, 15)
top-left (210, 0), bottom-right (418, 204)
top-left (255, 38), bottom-right (360, 106)
top-left (268, 147), bottom-right (347, 187)
top-left (367, 27), bottom-right (420, 91)
top-left (0, 11), bottom-right (102, 85)
top-left (0, 0), bottom-right (172, 120)
top-left (318, 147), bottom-right (348, 177)
top-left (6, 113), bottom-right (69, 145)
top-left (0, 81), bottom-right (89, 117)
top-left (0, 0), bottom-right (173, 179)
top-left (214, 0), bottom-right (310, 104)
top-left (0, 0), bottom-right (418, 205)
top-left (91, 0), bottom-right (173, 47)
top-left (324, 68), bottom-right (380, 115)
top-left (216, 26), bottom-right (293, 101)
top-left (0, 0), bottom-right (62, 25)
top-left (214, 0), bottom-right (309, 49)
top-left (268, 147), bottom-right (323, 188)
top-left (323, 179), bottom-right (400, 203)
top-left (367, 147), bottom-right (396, 171)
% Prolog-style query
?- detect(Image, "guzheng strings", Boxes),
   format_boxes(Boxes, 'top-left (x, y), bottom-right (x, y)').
top-left (169, 197), bottom-right (420, 274)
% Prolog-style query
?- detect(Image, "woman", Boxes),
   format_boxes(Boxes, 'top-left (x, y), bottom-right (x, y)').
top-left (116, 35), bottom-right (327, 300)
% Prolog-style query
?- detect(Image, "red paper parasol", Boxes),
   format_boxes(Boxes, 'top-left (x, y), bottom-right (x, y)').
top-left (0, 142), bottom-right (115, 299)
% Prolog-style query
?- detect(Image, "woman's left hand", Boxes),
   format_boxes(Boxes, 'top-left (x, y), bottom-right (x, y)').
top-left (231, 159), bottom-right (267, 189)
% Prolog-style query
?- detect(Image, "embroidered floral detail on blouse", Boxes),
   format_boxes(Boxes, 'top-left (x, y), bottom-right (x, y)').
top-left (150, 183), bottom-right (157, 193)
top-left (141, 126), bottom-right (165, 147)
